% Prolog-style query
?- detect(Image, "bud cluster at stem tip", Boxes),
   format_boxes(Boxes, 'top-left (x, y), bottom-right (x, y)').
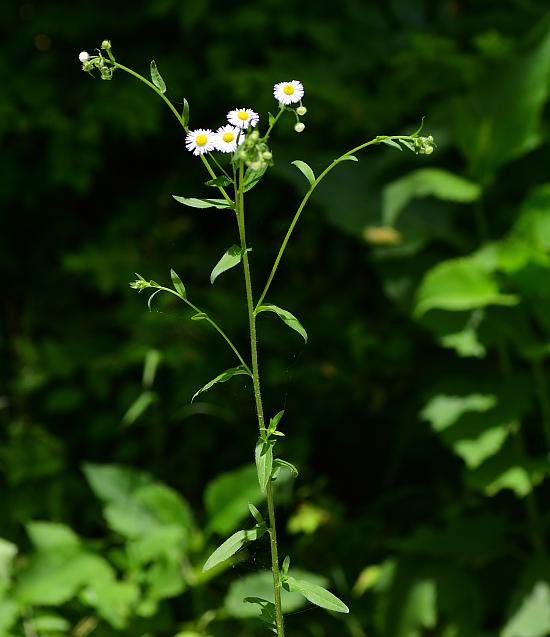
top-left (78, 40), bottom-right (115, 80)
top-left (414, 135), bottom-right (435, 155)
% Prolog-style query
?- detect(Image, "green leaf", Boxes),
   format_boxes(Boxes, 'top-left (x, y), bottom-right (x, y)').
top-left (380, 138), bottom-right (403, 151)
top-left (203, 526), bottom-right (266, 572)
top-left (383, 168), bottom-right (482, 226)
top-left (150, 60), bottom-right (166, 94)
top-left (291, 160), bottom-right (315, 186)
top-left (256, 304), bottom-right (307, 342)
top-left (32, 615), bottom-right (71, 632)
top-left (248, 503), bottom-right (264, 524)
top-left (206, 175), bottom-right (233, 188)
top-left (244, 597), bottom-right (277, 629)
top-left (243, 166), bottom-right (268, 193)
top-left (191, 365), bottom-right (249, 403)
top-left (182, 98), bottom-right (190, 127)
top-left (191, 312), bottom-right (207, 321)
top-left (268, 112), bottom-right (276, 127)
top-left (267, 410), bottom-right (285, 436)
top-left (148, 289), bottom-right (163, 311)
top-left (172, 196), bottom-right (233, 209)
top-left (273, 458), bottom-right (299, 478)
top-left (502, 582), bottom-right (550, 637)
top-left (414, 257), bottom-right (519, 317)
top-left (210, 245), bottom-right (243, 284)
top-left (0, 538), bottom-right (17, 583)
top-left (122, 391), bottom-right (156, 426)
top-left (82, 463), bottom-right (152, 504)
top-left (27, 522), bottom-right (80, 550)
top-left (255, 439), bottom-right (274, 493)
top-left (170, 269), bottom-right (187, 298)
top-left (335, 154), bottom-right (359, 162)
top-left (284, 576), bottom-right (349, 613)
top-left (282, 555), bottom-right (290, 575)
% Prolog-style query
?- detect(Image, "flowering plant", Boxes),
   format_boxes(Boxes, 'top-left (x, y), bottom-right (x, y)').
top-left (81, 40), bottom-right (434, 636)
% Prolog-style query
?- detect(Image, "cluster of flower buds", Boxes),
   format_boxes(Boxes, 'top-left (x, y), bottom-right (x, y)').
top-left (414, 135), bottom-right (435, 155)
top-left (235, 130), bottom-right (274, 171)
top-left (79, 40), bottom-right (115, 80)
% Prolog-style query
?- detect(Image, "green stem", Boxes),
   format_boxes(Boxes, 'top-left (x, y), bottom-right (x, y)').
top-left (262, 104), bottom-right (286, 141)
top-left (235, 161), bottom-right (285, 637)
top-left (255, 135), bottom-right (409, 310)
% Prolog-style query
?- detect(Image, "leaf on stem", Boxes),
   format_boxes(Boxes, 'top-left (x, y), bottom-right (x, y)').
top-left (170, 269), bottom-right (187, 298)
top-left (206, 175), bottom-right (233, 188)
top-left (243, 166), bottom-right (268, 193)
top-left (244, 597), bottom-right (277, 629)
top-left (202, 525), bottom-right (266, 572)
top-left (291, 160), bottom-right (316, 187)
top-left (335, 154), bottom-right (359, 162)
top-left (172, 196), bottom-right (233, 209)
top-left (267, 410), bottom-right (284, 436)
top-left (273, 458), bottom-right (299, 478)
top-left (248, 503), bottom-right (264, 525)
top-left (191, 365), bottom-right (250, 403)
top-left (150, 60), bottom-right (166, 93)
top-left (182, 98), bottom-right (190, 127)
top-left (256, 304), bottom-right (308, 343)
top-left (380, 138), bottom-right (403, 151)
top-left (255, 439), bottom-right (274, 493)
top-left (210, 245), bottom-right (243, 284)
top-left (284, 576), bottom-right (349, 613)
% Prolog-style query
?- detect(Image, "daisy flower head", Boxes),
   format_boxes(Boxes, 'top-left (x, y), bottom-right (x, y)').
top-left (214, 125), bottom-right (241, 153)
top-left (273, 80), bottom-right (304, 105)
top-left (227, 108), bottom-right (259, 130)
top-left (185, 128), bottom-right (216, 156)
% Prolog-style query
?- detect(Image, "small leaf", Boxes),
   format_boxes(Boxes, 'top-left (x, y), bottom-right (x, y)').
top-left (191, 312), bottom-right (207, 321)
top-left (285, 577), bottom-right (349, 613)
top-left (267, 410), bottom-right (285, 435)
top-left (150, 60), bottom-right (166, 94)
top-left (122, 391), bottom-right (156, 426)
top-left (206, 175), bottom-right (233, 188)
top-left (248, 503), bottom-right (264, 524)
top-left (147, 289), bottom-right (163, 311)
top-left (243, 166), bottom-right (268, 193)
top-left (182, 98), bottom-right (190, 127)
top-left (291, 160), bottom-right (316, 187)
top-left (380, 138), bottom-right (403, 150)
top-left (172, 196), bottom-right (233, 209)
top-left (273, 458), bottom-right (299, 478)
top-left (282, 555), bottom-right (290, 575)
top-left (336, 154), bottom-right (359, 162)
top-left (244, 597), bottom-right (277, 629)
top-left (268, 112), bottom-right (276, 127)
top-left (203, 526), bottom-right (266, 572)
top-left (170, 269), bottom-right (187, 298)
top-left (192, 366), bottom-right (250, 403)
top-left (400, 139), bottom-right (415, 152)
top-left (210, 245), bottom-right (243, 284)
top-left (257, 304), bottom-right (307, 343)
top-left (255, 439), bottom-right (274, 493)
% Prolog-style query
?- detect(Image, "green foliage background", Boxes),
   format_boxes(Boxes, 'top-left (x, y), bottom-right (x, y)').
top-left (2, 1), bottom-right (550, 636)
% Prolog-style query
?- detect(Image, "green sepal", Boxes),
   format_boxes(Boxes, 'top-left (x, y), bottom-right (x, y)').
top-left (284, 576), bottom-right (349, 613)
top-left (256, 304), bottom-right (308, 343)
top-left (210, 245), bottom-right (243, 284)
top-left (170, 268), bottom-right (187, 298)
top-left (191, 365), bottom-right (250, 403)
top-left (150, 60), bottom-right (166, 93)
top-left (202, 525), bottom-right (267, 572)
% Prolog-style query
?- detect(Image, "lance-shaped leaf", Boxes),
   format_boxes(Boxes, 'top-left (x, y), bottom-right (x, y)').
top-left (335, 154), bottom-right (359, 162)
top-left (380, 138), bottom-right (403, 151)
top-left (203, 525), bottom-right (266, 572)
top-left (182, 98), bottom-right (190, 127)
top-left (284, 576), bottom-right (349, 613)
top-left (211, 245), bottom-right (243, 284)
top-left (191, 366), bottom-right (250, 403)
top-left (257, 304), bottom-right (307, 343)
top-left (170, 269), bottom-right (186, 298)
top-left (150, 60), bottom-right (166, 93)
top-left (255, 439), bottom-right (274, 493)
top-left (206, 175), bottom-right (233, 188)
top-left (273, 458), bottom-right (298, 478)
top-left (172, 196), bottom-right (233, 209)
top-left (291, 160), bottom-right (315, 187)
top-left (244, 597), bottom-right (276, 630)
top-left (243, 166), bottom-right (268, 193)
top-left (267, 410), bottom-right (284, 437)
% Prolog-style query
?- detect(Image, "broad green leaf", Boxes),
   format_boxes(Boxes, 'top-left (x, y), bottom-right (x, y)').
top-left (150, 60), bottom-right (166, 93)
top-left (383, 168), bottom-right (481, 226)
top-left (82, 463), bottom-right (152, 504)
top-left (244, 597), bottom-right (276, 630)
top-left (0, 539), bottom-right (17, 583)
top-left (27, 522), bottom-right (80, 550)
top-left (122, 390), bottom-right (156, 426)
top-left (203, 526), bottom-right (266, 572)
top-left (257, 304), bottom-right (307, 342)
top-left (210, 245), bottom-right (243, 284)
top-left (206, 175), bottom-right (233, 188)
top-left (182, 98), bottom-right (189, 127)
top-left (172, 196), bottom-right (233, 209)
top-left (502, 582), bottom-right (550, 637)
top-left (414, 257), bottom-right (518, 317)
top-left (204, 464), bottom-right (263, 535)
top-left (243, 166), bottom-right (268, 192)
top-left (255, 439), bottom-right (274, 493)
top-left (170, 268), bottom-right (187, 298)
top-left (225, 569), bottom-right (327, 618)
top-left (421, 394), bottom-right (497, 433)
top-left (191, 365), bottom-right (249, 403)
top-left (80, 569), bottom-right (140, 628)
top-left (32, 615), bottom-right (71, 632)
top-left (291, 160), bottom-right (315, 186)
top-left (284, 576), bottom-right (349, 613)
top-left (0, 600), bottom-right (18, 633)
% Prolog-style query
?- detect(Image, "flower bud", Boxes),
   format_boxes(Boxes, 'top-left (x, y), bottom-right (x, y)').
top-left (296, 106), bottom-right (307, 116)
top-left (262, 151), bottom-right (273, 161)
top-left (424, 145), bottom-right (434, 155)
top-left (79, 51), bottom-right (90, 63)
top-left (101, 40), bottom-right (111, 50)
top-left (294, 122), bottom-right (305, 133)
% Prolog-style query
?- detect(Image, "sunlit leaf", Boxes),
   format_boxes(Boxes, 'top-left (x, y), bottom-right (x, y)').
top-left (502, 582), bottom-right (550, 637)
top-left (170, 269), bottom-right (187, 298)
top-left (291, 160), bottom-right (315, 187)
top-left (150, 60), bottom-right (166, 93)
top-left (203, 525), bottom-right (266, 572)
top-left (210, 245), bottom-right (243, 284)
top-left (257, 304), bottom-right (307, 342)
top-left (284, 576), bottom-right (349, 613)
top-left (255, 439), bottom-right (274, 493)
top-left (191, 365), bottom-right (250, 403)
top-left (172, 196), bottom-right (233, 209)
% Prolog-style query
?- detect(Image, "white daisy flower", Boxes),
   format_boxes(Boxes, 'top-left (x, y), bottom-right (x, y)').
top-left (214, 125), bottom-right (241, 153)
top-left (273, 80), bottom-right (304, 105)
top-left (227, 108), bottom-right (259, 129)
top-left (79, 51), bottom-right (90, 63)
top-left (185, 128), bottom-right (216, 156)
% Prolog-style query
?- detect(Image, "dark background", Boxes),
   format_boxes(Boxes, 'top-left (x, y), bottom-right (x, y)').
top-left (2, 1), bottom-right (550, 636)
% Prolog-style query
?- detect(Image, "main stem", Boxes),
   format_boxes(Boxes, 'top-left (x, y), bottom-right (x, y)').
top-left (235, 161), bottom-right (285, 636)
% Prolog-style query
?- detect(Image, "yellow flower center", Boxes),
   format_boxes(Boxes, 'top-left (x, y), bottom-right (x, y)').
top-left (195, 134), bottom-right (208, 146)
top-left (238, 111), bottom-right (249, 121)
top-left (223, 132), bottom-right (235, 143)
top-left (283, 84), bottom-right (295, 95)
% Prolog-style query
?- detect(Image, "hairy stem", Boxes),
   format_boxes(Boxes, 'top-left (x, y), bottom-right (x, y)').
top-left (235, 161), bottom-right (285, 636)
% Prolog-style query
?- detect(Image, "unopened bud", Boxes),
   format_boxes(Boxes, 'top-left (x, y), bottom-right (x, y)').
top-left (296, 106), bottom-right (307, 116)
top-left (424, 145), bottom-right (434, 155)
top-left (79, 51), bottom-right (90, 63)
top-left (101, 40), bottom-right (111, 50)
top-left (250, 130), bottom-right (260, 142)
top-left (294, 122), bottom-right (305, 133)
top-left (262, 151), bottom-right (273, 161)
